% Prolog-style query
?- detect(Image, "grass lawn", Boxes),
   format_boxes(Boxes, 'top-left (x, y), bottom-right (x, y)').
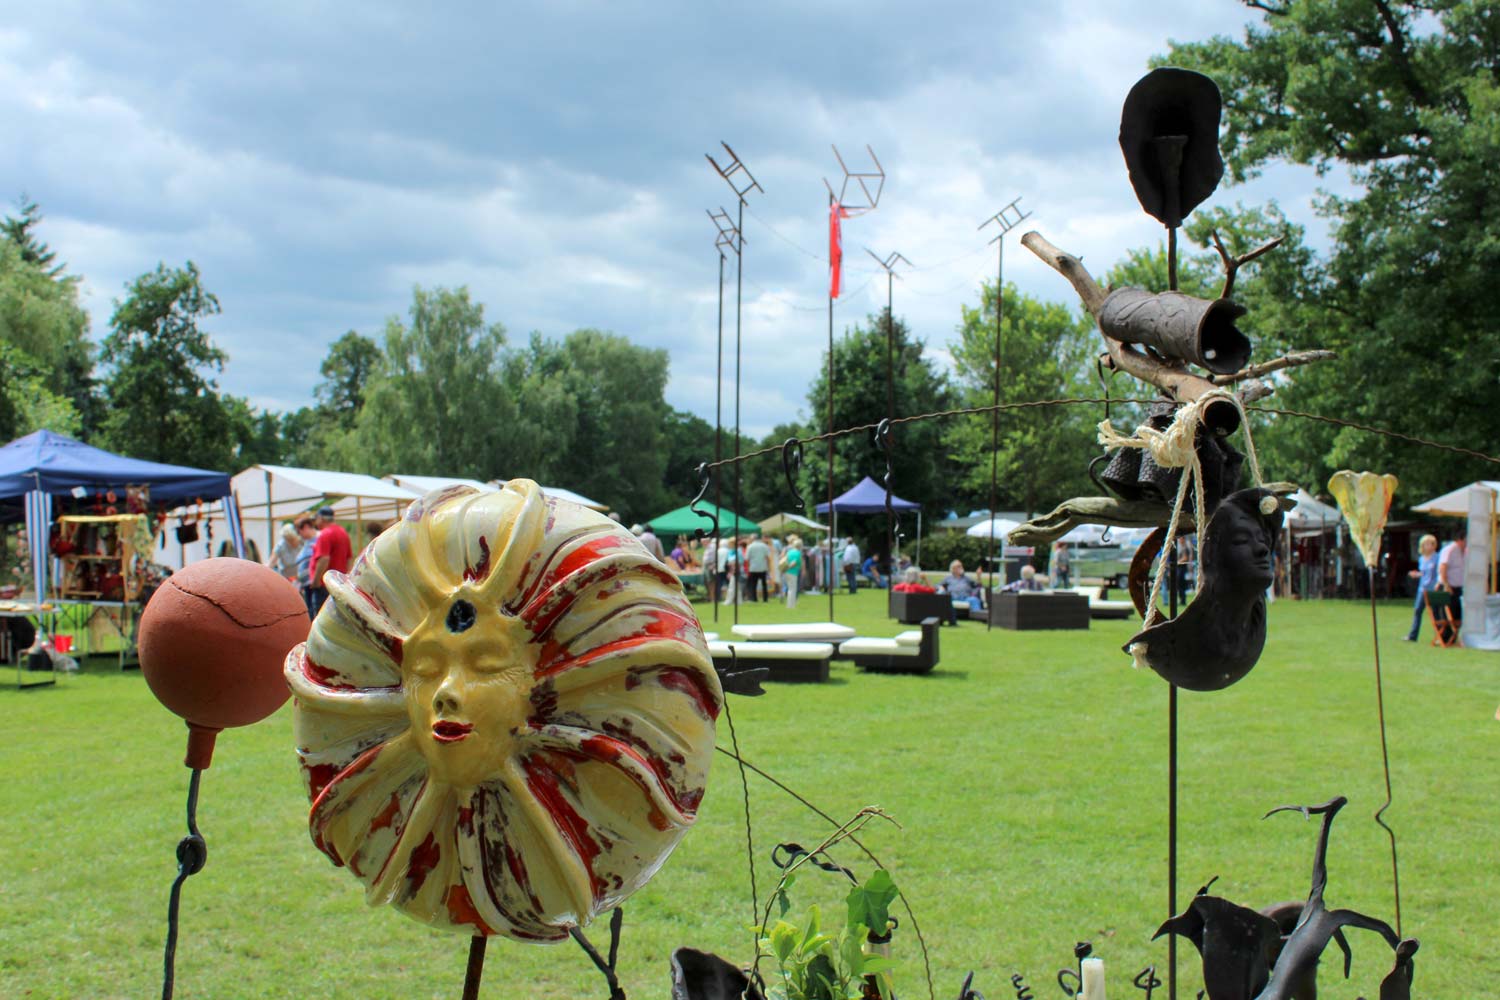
top-left (2, 590), bottom-right (1496, 998)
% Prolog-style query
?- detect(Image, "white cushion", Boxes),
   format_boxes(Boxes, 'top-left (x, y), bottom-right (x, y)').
top-left (1092, 600), bottom-right (1135, 612)
top-left (708, 640), bottom-right (835, 660)
top-left (701, 632), bottom-right (719, 642)
top-left (839, 637), bottom-right (922, 657)
top-left (894, 630), bottom-right (923, 647)
top-left (731, 622), bottom-right (857, 641)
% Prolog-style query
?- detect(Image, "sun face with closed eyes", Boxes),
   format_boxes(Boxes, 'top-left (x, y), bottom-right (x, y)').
top-left (286, 480), bottom-right (721, 941)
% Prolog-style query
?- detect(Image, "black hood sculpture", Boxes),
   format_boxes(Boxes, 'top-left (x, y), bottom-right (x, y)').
top-left (1119, 67), bottom-right (1225, 228)
top-left (1125, 486), bottom-right (1283, 691)
top-left (1155, 881), bottom-right (1283, 1000)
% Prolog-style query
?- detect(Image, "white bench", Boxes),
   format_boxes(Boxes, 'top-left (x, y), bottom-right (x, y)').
top-left (707, 639), bottom-right (835, 683)
top-left (838, 617), bottom-right (941, 673)
top-left (1056, 586), bottom-right (1135, 620)
top-left (729, 622), bottom-right (857, 642)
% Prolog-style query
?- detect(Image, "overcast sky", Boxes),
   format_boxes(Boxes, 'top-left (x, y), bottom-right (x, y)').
top-left (1, 1), bottom-right (1341, 440)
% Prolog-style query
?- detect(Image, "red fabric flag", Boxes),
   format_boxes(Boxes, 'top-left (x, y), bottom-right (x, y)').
top-left (829, 203), bottom-right (849, 299)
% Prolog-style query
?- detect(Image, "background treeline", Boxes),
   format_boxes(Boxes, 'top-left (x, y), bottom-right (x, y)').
top-left (2, 1), bottom-right (1495, 524)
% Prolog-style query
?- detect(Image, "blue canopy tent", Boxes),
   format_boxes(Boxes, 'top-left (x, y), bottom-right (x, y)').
top-left (0, 430), bottom-right (243, 602)
top-left (814, 476), bottom-right (923, 566)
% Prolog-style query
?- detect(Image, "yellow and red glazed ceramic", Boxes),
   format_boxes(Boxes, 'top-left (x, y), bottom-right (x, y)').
top-left (1328, 470), bottom-right (1399, 570)
top-left (285, 480), bottom-right (720, 941)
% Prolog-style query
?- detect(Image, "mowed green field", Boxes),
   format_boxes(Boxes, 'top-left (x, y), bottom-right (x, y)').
top-left (2, 591), bottom-right (1496, 999)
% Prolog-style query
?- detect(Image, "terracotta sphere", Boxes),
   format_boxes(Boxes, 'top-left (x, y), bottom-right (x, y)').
top-left (140, 558), bottom-right (309, 766)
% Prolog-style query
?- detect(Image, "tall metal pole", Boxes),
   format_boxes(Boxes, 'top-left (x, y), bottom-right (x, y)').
top-left (734, 195), bottom-right (744, 624)
top-left (827, 189), bottom-right (836, 623)
top-left (714, 245), bottom-right (725, 622)
top-left (978, 198), bottom-right (1029, 628)
top-left (866, 248), bottom-right (910, 575)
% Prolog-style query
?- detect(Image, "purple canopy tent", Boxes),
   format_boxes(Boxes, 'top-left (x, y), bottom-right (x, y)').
top-left (814, 476), bottom-right (924, 566)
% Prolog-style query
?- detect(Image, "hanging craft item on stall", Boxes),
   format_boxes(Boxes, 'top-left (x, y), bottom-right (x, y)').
top-left (1327, 471), bottom-right (1398, 570)
top-left (1124, 486), bottom-right (1284, 691)
top-left (286, 480), bottom-right (721, 946)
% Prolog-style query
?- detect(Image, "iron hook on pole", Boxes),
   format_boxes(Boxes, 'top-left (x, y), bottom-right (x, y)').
top-left (781, 437), bottom-right (806, 512)
top-left (689, 463), bottom-right (720, 542)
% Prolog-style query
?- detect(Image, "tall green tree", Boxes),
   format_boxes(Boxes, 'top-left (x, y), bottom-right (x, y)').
top-left (352, 285), bottom-right (514, 479)
top-left (1, 197), bottom-right (61, 275)
top-left (946, 282), bottom-right (1097, 517)
top-left (1161, 0), bottom-right (1500, 498)
top-left (100, 262), bottom-right (235, 468)
top-left (505, 329), bottom-right (673, 520)
top-left (316, 330), bottom-right (383, 428)
top-left (801, 309), bottom-right (952, 536)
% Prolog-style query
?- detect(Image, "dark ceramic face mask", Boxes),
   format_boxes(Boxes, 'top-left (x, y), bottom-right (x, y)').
top-left (1125, 487), bottom-right (1283, 691)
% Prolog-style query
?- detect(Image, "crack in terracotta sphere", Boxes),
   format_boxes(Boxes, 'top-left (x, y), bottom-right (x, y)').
top-left (284, 480), bottom-right (721, 941)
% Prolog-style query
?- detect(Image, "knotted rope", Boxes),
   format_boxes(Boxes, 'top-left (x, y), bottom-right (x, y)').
top-left (1097, 390), bottom-right (1269, 665)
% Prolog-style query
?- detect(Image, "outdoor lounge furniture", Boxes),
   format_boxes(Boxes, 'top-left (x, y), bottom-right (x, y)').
top-left (989, 591), bottom-right (1090, 630)
top-left (707, 640), bottom-right (835, 683)
top-left (888, 590), bottom-right (950, 624)
top-left (730, 622), bottom-right (857, 642)
top-left (1056, 586), bottom-right (1135, 620)
top-left (839, 617), bottom-right (941, 673)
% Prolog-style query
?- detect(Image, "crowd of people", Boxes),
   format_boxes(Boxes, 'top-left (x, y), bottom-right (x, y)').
top-left (266, 507), bottom-right (372, 618)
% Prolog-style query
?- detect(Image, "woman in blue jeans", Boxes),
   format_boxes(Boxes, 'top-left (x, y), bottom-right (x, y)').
top-left (1404, 533), bottom-right (1439, 641)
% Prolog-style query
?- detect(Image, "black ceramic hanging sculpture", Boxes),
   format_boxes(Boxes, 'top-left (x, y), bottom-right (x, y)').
top-left (1155, 880), bottom-right (1283, 1000)
top-left (1119, 67), bottom-right (1225, 228)
top-left (670, 948), bottom-right (765, 1000)
top-left (1125, 486), bottom-right (1282, 691)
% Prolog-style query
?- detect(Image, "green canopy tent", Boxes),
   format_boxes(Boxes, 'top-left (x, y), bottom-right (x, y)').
top-left (647, 503), bottom-right (758, 538)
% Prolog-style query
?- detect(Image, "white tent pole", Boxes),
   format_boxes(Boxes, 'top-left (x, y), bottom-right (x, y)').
top-left (264, 468), bottom-right (275, 562)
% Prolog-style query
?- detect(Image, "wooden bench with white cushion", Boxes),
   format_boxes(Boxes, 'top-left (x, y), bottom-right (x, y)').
top-left (707, 640), bottom-right (835, 683)
top-left (1056, 586), bottom-right (1134, 620)
top-left (730, 622), bottom-right (857, 642)
top-left (838, 617), bottom-right (940, 674)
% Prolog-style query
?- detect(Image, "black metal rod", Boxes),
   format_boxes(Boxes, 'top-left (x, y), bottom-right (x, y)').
top-left (827, 190), bottom-right (836, 623)
top-left (161, 767), bottom-right (206, 1000)
top-left (986, 239), bottom-right (1003, 628)
top-left (1167, 226), bottom-right (1178, 292)
top-left (713, 248), bottom-right (725, 622)
top-left (885, 274), bottom-right (896, 571)
top-left (734, 196), bottom-right (744, 625)
top-left (1166, 546), bottom-right (1179, 1000)
top-left (570, 922), bottom-right (627, 1000)
top-left (461, 935), bottom-right (488, 1000)
top-left (1367, 567), bottom-right (1403, 935)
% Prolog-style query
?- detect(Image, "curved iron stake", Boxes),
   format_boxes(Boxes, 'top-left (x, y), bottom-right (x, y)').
top-left (781, 437), bottom-right (806, 512)
top-left (1132, 965), bottom-right (1161, 998)
top-left (688, 463), bottom-right (720, 541)
top-left (161, 768), bottom-right (207, 1000)
top-left (876, 419), bottom-right (898, 562)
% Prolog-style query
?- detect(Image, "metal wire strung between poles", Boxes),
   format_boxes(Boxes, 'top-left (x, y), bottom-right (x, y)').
top-left (160, 768), bottom-right (207, 1000)
top-left (687, 397), bottom-right (1500, 475)
top-left (712, 744), bottom-right (936, 1000)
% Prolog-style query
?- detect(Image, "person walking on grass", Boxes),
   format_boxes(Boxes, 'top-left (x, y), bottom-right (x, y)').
top-left (1438, 529), bottom-right (1467, 628)
top-left (841, 537), bottom-right (860, 596)
top-left (780, 535), bottom-right (803, 608)
top-left (1403, 533), bottom-right (1439, 642)
top-left (745, 534), bottom-right (771, 602)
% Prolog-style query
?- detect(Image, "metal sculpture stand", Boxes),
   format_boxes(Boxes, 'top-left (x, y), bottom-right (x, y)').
top-left (462, 936), bottom-right (487, 1000)
top-left (160, 768), bottom-right (206, 1000)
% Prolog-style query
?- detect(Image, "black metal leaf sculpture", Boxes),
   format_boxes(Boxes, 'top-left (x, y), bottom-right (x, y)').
top-left (1155, 881), bottom-right (1282, 1000)
top-left (670, 947), bottom-right (765, 1000)
top-left (1119, 67), bottom-right (1226, 227)
top-left (1255, 798), bottom-right (1405, 1000)
top-left (1125, 486), bottom-right (1281, 691)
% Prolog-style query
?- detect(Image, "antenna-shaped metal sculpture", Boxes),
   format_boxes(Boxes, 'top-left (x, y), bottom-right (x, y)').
top-left (706, 207), bottom-right (743, 620)
top-left (822, 145), bottom-right (885, 620)
top-left (707, 144), bottom-right (761, 621)
top-left (977, 197), bottom-right (1031, 627)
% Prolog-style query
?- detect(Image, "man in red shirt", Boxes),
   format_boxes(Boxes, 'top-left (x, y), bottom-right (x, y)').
top-left (308, 507), bottom-right (352, 616)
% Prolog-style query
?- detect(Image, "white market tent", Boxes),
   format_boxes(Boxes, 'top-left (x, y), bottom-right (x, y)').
top-left (758, 512), bottom-right (829, 534)
top-left (1412, 480), bottom-right (1500, 518)
top-left (386, 474), bottom-right (495, 495)
top-left (494, 480), bottom-right (609, 511)
top-left (966, 516), bottom-right (1021, 540)
top-left (1285, 488), bottom-right (1345, 537)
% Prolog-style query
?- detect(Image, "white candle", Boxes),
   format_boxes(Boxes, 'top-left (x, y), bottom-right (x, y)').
top-left (1080, 956), bottom-right (1106, 1000)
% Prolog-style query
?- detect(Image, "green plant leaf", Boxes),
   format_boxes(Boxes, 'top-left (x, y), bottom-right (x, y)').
top-left (804, 953), bottom-right (840, 1000)
top-left (845, 870), bottom-right (900, 939)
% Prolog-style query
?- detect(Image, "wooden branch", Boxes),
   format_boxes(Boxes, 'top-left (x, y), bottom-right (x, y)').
top-left (1237, 379), bottom-right (1274, 404)
top-left (1212, 349), bottom-right (1338, 385)
top-left (1008, 482), bottom-right (1300, 547)
top-left (1020, 231), bottom-right (1106, 314)
top-left (1209, 230), bottom-right (1285, 298)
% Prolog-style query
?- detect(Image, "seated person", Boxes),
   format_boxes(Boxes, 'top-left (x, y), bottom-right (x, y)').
top-left (860, 554), bottom-right (887, 589)
top-left (1000, 565), bottom-right (1048, 592)
top-left (669, 541), bottom-right (690, 570)
top-left (892, 567), bottom-right (934, 593)
top-left (939, 560), bottom-right (984, 624)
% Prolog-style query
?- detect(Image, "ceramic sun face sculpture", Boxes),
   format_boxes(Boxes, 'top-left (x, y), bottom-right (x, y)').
top-left (1126, 487), bottom-right (1284, 691)
top-left (1327, 471), bottom-right (1398, 570)
top-left (285, 480), bottom-right (721, 941)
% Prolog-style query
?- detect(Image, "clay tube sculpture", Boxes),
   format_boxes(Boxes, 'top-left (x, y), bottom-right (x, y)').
top-left (1125, 487), bottom-right (1283, 691)
top-left (1098, 289), bottom-right (1251, 376)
